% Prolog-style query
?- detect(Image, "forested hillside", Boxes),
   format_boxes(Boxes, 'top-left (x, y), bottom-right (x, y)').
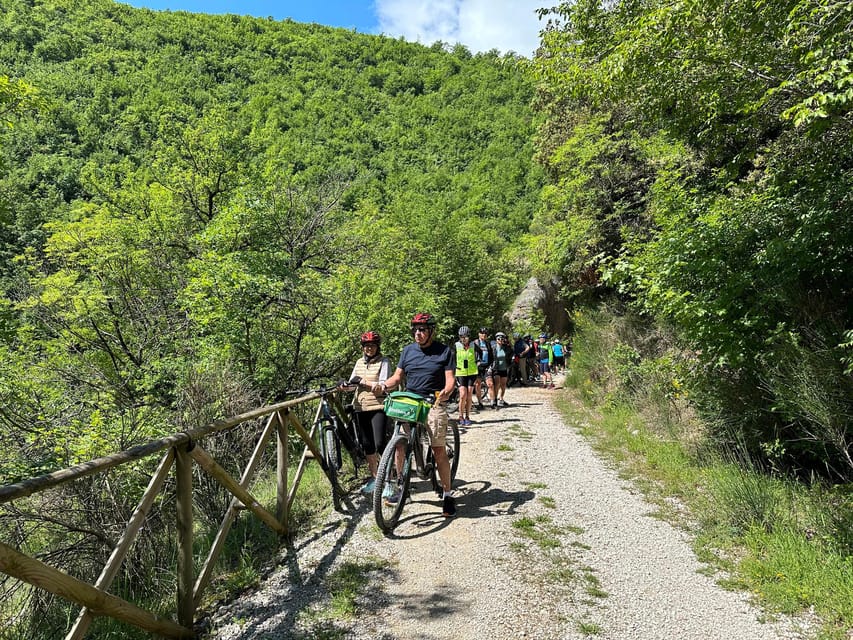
top-left (529, 0), bottom-right (853, 482)
top-left (0, 0), bottom-right (542, 479)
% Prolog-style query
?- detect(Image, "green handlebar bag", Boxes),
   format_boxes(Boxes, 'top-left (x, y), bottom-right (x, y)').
top-left (383, 391), bottom-right (431, 424)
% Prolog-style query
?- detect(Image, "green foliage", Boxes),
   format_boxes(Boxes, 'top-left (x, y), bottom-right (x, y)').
top-left (0, 0), bottom-right (542, 465)
top-left (0, 2), bottom-right (542, 636)
top-left (530, 0), bottom-right (853, 481)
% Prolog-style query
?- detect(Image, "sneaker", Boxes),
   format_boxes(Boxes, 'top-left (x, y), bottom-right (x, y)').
top-left (360, 479), bottom-right (376, 495)
top-left (384, 488), bottom-right (403, 505)
top-left (491, 401), bottom-right (498, 410)
top-left (476, 402), bottom-right (484, 411)
top-left (442, 494), bottom-right (456, 517)
top-left (382, 482), bottom-right (396, 499)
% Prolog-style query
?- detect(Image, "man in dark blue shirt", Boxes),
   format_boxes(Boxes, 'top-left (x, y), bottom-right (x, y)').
top-left (374, 312), bottom-right (457, 517)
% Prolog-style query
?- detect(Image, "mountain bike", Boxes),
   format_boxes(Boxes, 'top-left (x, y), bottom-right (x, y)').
top-left (373, 392), bottom-right (460, 533)
top-left (308, 384), bottom-right (366, 512)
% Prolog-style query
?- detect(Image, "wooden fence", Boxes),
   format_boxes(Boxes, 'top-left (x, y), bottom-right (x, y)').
top-left (0, 390), bottom-right (354, 639)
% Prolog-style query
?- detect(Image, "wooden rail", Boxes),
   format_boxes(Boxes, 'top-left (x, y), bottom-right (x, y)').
top-left (0, 390), bottom-right (353, 639)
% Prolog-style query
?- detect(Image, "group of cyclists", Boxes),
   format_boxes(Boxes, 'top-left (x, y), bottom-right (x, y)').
top-left (510, 332), bottom-right (569, 387)
top-left (341, 312), bottom-right (569, 520)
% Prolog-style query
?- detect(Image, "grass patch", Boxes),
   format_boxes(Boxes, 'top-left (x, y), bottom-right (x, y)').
top-left (539, 495), bottom-right (557, 509)
top-left (296, 557), bottom-right (388, 638)
top-left (325, 557), bottom-right (387, 619)
top-left (524, 481), bottom-right (549, 490)
top-left (512, 515), bottom-right (562, 550)
top-left (577, 620), bottom-right (603, 635)
top-left (496, 443), bottom-right (514, 452)
top-left (507, 424), bottom-right (534, 440)
top-left (583, 573), bottom-right (608, 599)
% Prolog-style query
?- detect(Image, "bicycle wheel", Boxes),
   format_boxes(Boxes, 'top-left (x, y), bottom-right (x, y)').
top-left (320, 421), bottom-right (343, 511)
top-left (373, 432), bottom-right (412, 534)
top-left (426, 419), bottom-right (460, 495)
top-left (447, 418), bottom-right (460, 481)
top-left (325, 419), bottom-right (343, 471)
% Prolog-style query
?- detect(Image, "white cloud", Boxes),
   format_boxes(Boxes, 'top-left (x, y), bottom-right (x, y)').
top-left (375, 0), bottom-right (545, 56)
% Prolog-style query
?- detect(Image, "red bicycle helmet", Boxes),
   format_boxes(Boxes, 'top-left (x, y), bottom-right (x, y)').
top-left (360, 330), bottom-right (381, 344)
top-left (410, 312), bottom-right (437, 327)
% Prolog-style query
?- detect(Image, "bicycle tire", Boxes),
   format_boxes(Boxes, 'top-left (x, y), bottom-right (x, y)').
top-left (325, 420), bottom-right (343, 471)
top-left (447, 418), bottom-right (460, 481)
top-left (373, 432), bottom-right (412, 534)
top-left (320, 420), bottom-right (343, 511)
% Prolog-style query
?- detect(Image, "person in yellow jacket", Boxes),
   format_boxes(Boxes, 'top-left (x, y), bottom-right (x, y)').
top-left (343, 331), bottom-right (391, 494)
top-left (454, 326), bottom-right (479, 426)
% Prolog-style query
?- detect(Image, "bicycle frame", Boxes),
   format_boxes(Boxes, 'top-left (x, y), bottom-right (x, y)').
top-left (311, 388), bottom-right (365, 512)
top-left (372, 405), bottom-right (460, 534)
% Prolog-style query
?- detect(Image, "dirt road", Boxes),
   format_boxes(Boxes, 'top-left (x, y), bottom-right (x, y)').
top-left (206, 382), bottom-right (805, 639)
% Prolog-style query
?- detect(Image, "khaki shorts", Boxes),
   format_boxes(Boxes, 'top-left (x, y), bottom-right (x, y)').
top-left (424, 401), bottom-right (448, 447)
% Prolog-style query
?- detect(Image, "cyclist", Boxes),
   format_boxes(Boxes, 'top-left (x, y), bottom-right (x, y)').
top-left (454, 326), bottom-right (478, 426)
top-left (372, 313), bottom-right (457, 517)
top-left (524, 334), bottom-right (538, 383)
top-left (473, 327), bottom-right (494, 410)
top-left (538, 333), bottom-right (555, 389)
top-left (492, 332), bottom-right (512, 407)
top-left (552, 338), bottom-right (565, 374)
top-left (513, 332), bottom-right (531, 385)
top-left (342, 331), bottom-right (392, 494)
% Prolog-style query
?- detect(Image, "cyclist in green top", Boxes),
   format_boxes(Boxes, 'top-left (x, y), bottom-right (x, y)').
top-left (538, 333), bottom-right (555, 389)
top-left (454, 326), bottom-right (479, 426)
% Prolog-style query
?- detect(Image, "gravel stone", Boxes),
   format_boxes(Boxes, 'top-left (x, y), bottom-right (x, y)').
top-left (204, 378), bottom-right (811, 640)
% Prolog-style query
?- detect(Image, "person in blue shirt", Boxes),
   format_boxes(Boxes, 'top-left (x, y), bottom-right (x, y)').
top-left (373, 312), bottom-right (457, 517)
top-left (552, 338), bottom-right (565, 374)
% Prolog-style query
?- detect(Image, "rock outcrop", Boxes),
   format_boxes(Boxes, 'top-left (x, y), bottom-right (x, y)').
top-left (505, 276), bottom-right (572, 336)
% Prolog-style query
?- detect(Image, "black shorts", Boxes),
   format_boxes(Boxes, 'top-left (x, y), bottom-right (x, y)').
top-left (457, 374), bottom-right (478, 388)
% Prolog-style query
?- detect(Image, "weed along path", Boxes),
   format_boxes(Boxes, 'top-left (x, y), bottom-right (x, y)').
top-left (205, 380), bottom-right (804, 640)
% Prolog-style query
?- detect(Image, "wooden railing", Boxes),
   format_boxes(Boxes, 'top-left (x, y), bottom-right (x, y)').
top-left (0, 390), bottom-right (354, 639)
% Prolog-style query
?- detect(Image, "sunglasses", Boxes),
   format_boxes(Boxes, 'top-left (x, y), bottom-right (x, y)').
top-left (361, 342), bottom-right (378, 348)
top-left (413, 326), bottom-right (431, 333)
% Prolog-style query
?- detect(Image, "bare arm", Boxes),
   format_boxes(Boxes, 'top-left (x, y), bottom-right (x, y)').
top-left (438, 369), bottom-right (455, 403)
top-left (373, 367), bottom-right (404, 394)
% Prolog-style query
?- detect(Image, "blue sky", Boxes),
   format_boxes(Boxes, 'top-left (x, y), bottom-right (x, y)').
top-left (121, 1), bottom-right (546, 57)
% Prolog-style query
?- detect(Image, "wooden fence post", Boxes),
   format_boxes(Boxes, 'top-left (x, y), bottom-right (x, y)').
top-left (175, 444), bottom-right (195, 630)
top-left (276, 410), bottom-right (290, 533)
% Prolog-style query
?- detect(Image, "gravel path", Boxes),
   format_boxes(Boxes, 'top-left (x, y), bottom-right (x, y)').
top-left (204, 379), bottom-right (807, 640)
